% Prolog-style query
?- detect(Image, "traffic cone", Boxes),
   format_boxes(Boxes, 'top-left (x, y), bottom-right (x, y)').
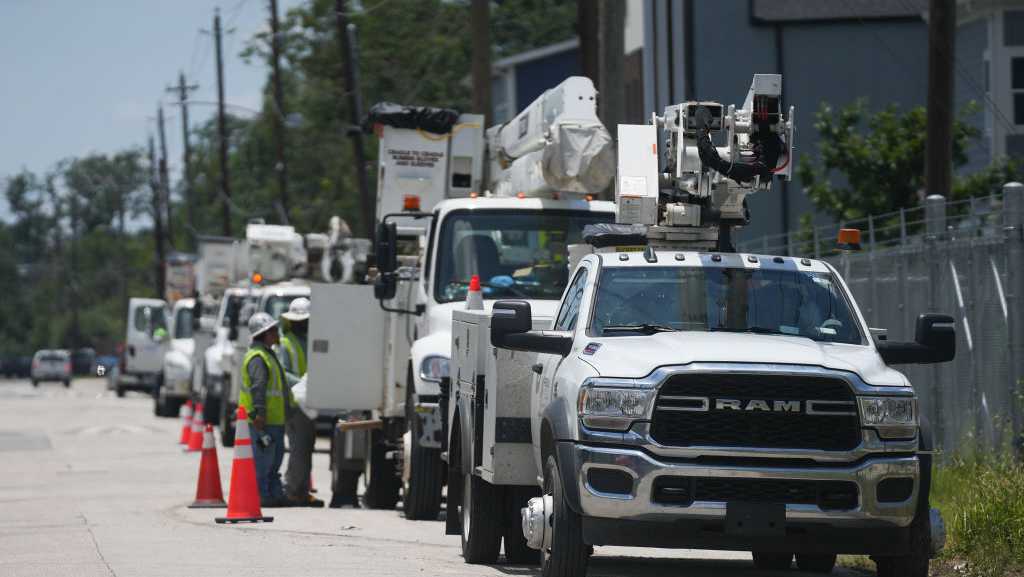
top-left (189, 424), bottom-right (226, 508)
top-left (466, 274), bottom-right (483, 310)
top-left (186, 403), bottom-right (205, 452)
top-left (178, 400), bottom-right (193, 445)
top-left (215, 406), bottom-right (273, 524)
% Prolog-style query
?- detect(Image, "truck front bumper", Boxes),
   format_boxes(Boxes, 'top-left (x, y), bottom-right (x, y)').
top-left (566, 442), bottom-right (921, 555)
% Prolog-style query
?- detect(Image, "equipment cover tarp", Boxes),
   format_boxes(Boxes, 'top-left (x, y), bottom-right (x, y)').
top-left (542, 120), bottom-right (616, 194)
top-left (364, 102), bottom-right (460, 135)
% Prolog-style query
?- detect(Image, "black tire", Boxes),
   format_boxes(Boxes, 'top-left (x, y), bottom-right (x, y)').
top-left (219, 400), bottom-right (236, 447)
top-left (460, 468), bottom-right (503, 564)
top-left (403, 377), bottom-right (444, 520)
top-left (363, 428), bottom-right (400, 509)
top-left (503, 486), bottom-right (541, 565)
top-left (874, 510), bottom-right (931, 577)
top-left (63, 380), bottom-right (71, 388)
top-left (31, 380), bottom-right (39, 388)
top-left (541, 454), bottom-right (588, 577)
top-left (115, 385), bottom-right (124, 397)
top-left (795, 553), bottom-right (836, 572)
top-left (753, 552), bottom-right (793, 570)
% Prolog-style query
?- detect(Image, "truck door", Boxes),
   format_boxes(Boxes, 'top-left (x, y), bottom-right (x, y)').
top-left (533, 266), bottom-right (589, 469)
top-left (125, 298), bottom-right (168, 375)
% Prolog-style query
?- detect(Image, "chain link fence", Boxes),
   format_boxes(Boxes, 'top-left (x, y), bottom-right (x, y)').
top-left (738, 184), bottom-right (1024, 455)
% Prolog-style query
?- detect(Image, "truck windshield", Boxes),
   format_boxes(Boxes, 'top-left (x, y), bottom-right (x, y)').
top-left (591, 266), bottom-right (864, 345)
top-left (434, 209), bottom-right (613, 303)
top-left (174, 306), bottom-right (194, 339)
top-left (264, 295), bottom-right (302, 320)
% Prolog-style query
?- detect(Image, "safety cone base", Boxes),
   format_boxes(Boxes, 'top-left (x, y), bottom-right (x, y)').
top-left (214, 515), bottom-right (274, 524)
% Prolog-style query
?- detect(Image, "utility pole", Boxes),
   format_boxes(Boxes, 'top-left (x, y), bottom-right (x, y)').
top-left (577, 0), bottom-right (599, 88)
top-left (597, 1), bottom-right (624, 137)
top-left (268, 0), bottom-right (290, 222)
top-left (335, 0), bottom-right (373, 238)
top-left (471, 0), bottom-right (491, 123)
top-left (925, 0), bottom-right (955, 199)
top-left (214, 7), bottom-right (233, 237)
top-left (157, 105), bottom-right (174, 249)
top-left (167, 71), bottom-right (198, 247)
top-left (149, 136), bottom-right (167, 298)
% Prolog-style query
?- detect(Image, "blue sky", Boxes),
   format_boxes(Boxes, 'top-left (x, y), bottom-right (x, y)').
top-left (0, 0), bottom-right (304, 206)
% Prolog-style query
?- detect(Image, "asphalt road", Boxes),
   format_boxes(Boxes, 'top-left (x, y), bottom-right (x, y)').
top-left (0, 377), bottom-right (864, 577)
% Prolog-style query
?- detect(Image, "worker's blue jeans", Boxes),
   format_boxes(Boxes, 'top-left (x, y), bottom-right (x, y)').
top-left (252, 424), bottom-right (286, 501)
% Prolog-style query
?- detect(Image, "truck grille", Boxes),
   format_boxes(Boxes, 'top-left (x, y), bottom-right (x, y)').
top-left (650, 373), bottom-right (861, 451)
top-left (653, 476), bottom-right (859, 510)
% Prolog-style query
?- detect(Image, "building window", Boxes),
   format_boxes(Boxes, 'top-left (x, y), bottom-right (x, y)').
top-left (1013, 57), bottom-right (1024, 125)
top-left (1006, 10), bottom-right (1024, 46)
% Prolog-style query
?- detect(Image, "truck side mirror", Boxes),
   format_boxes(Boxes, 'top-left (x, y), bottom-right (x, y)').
top-left (877, 313), bottom-right (956, 365)
top-left (491, 300), bottom-right (573, 357)
top-left (375, 221), bottom-right (398, 275)
top-left (191, 305), bottom-right (201, 332)
top-left (227, 305), bottom-right (240, 342)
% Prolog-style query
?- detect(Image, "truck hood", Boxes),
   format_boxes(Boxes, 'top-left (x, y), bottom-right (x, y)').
top-left (581, 332), bottom-right (909, 388)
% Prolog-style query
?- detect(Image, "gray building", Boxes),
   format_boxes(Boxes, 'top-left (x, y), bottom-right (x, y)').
top-left (625, 0), bottom-right (1020, 240)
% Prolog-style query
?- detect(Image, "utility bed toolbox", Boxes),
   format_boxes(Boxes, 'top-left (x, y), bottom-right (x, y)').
top-left (451, 309), bottom-right (537, 486)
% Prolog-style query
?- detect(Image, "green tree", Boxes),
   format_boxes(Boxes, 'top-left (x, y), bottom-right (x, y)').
top-left (798, 100), bottom-right (979, 222)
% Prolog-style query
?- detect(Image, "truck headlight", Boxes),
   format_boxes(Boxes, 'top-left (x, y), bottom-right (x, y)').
top-left (578, 384), bottom-right (655, 432)
top-left (858, 397), bottom-right (917, 439)
top-left (419, 355), bottom-right (450, 383)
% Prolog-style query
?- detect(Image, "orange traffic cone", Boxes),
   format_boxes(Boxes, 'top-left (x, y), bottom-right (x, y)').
top-left (215, 406), bottom-right (273, 524)
top-left (186, 403), bottom-right (205, 452)
top-left (178, 400), bottom-right (193, 445)
top-left (189, 424), bottom-right (227, 508)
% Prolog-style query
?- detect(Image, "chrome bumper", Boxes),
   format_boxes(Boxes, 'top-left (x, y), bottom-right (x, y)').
top-left (574, 443), bottom-right (920, 528)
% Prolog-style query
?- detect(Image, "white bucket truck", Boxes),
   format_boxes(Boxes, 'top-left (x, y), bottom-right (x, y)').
top-left (306, 78), bottom-right (616, 518)
top-left (449, 75), bottom-right (955, 577)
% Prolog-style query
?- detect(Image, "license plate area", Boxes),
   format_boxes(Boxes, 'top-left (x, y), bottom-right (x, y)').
top-left (725, 502), bottom-right (785, 536)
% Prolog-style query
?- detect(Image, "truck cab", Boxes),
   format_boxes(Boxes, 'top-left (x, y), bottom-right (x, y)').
top-left (155, 297), bottom-right (195, 417)
top-left (115, 297), bottom-right (168, 397)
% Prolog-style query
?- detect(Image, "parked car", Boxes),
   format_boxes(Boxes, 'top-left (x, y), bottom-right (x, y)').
top-left (95, 355), bottom-right (118, 376)
top-left (31, 349), bottom-right (72, 387)
top-left (71, 348), bottom-right (96, 376)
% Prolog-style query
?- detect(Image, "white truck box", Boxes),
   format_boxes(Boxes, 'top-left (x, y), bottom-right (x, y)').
top-left (451, 308), bottom-right (537, 486)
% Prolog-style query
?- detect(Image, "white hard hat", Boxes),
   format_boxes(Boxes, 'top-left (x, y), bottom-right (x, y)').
top-left (282, 297), bottom-right (311, 322)
top-left (248, 312), bottom-right (278, 341)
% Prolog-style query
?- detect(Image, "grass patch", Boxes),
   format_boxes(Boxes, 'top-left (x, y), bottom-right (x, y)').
top-left (931, 454), bottom-right (1024, 577)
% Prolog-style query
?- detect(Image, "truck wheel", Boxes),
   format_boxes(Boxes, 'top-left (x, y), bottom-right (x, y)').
top-left (752, 552), bottom-right (793, 570)
top-left (363, 429), bottom-right (399, 509)
top-left (874, 509), bottom-right (931, 577)
top-left (541, 455), bottom-right (588, 577)
top-left (63, 380), bottom-right (71, 388)
top-left (115, 384), bottom-right (124, 397)
top-left (503, 486), bottom-right (541, 565)
top-left (795, 553), bottom-right (835, 572)
top-left (460, 469), bottom-right (503, 563)
top-left (31, 380), bottom-right (39, 388)
top-left (219, 400), bottom-right (235, 447)
top-left (403, 381), bottom-right (444, 520)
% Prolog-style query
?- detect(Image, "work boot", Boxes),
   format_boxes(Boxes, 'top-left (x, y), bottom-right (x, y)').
top-left (285, 494), bottom-right (324, 508)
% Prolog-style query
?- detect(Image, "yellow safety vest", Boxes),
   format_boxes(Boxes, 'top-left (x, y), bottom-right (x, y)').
top-left (240, 346), bottom-right (286, 426)
top-left (279, 330), bottom-right (307, 377)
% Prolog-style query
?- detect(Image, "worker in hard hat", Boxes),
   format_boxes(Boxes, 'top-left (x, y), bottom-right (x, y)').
top-left (240, 312), bottom-right (289, 507)
top-left (279, 297), bottom-right (323, 507)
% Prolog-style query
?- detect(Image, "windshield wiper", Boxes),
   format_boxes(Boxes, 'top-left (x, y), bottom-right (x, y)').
top-left (709, 325), bottom-right (788, 336)
top-left (602, 323), bottom-right (677, 335)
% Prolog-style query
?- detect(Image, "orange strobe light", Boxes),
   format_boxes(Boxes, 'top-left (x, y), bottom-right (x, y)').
top-left (837, 228), bottom-right (862, 252)
top-left (403, 194), bottom-right (421, 211)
